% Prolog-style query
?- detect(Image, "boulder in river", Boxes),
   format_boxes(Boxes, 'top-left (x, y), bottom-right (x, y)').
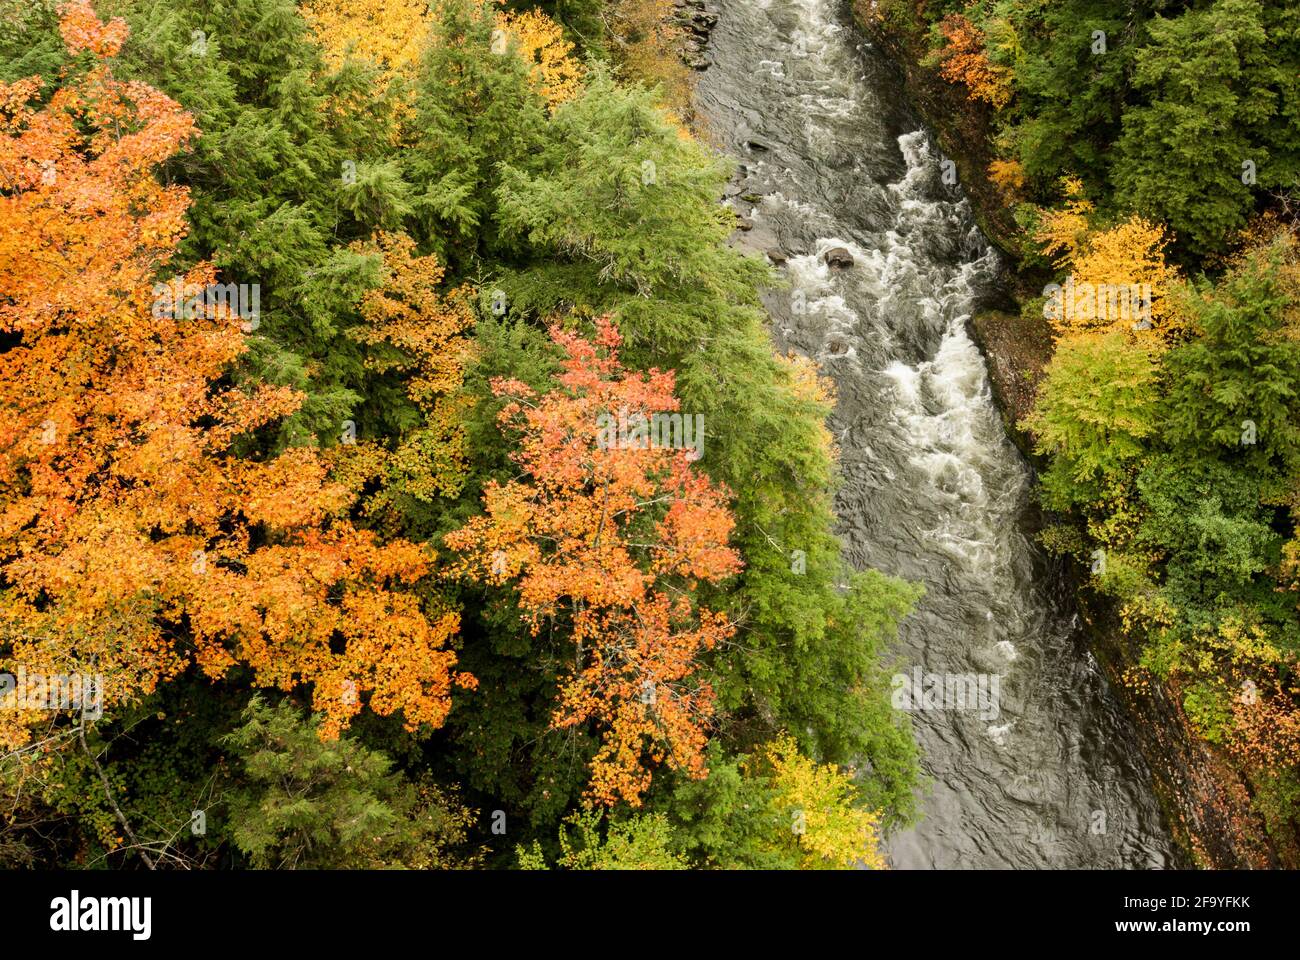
top-left (823, 246), bottom-right (855, 268)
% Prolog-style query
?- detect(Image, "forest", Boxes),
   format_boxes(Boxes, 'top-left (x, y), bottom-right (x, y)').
top-left (1, 0), bottom-right (1298, 872)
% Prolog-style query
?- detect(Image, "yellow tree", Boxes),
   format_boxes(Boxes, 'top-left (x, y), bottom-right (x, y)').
top-left (496, 8), bottom-right (584, 108)
top-left (988, 158), bottom-right (1026, 201)
top-left (748, 734), bottom-right (887, 870)
top-left (1036, 181), bottom-right (1182, 346)
top-left (300, 0), bottom-right (431, 81)
top-left (344, 231), bottom-right (476, 519)
top-left (301, 1), bottom-right (582, 110)
top-left (1034, 176), bottom-right (1095, 267)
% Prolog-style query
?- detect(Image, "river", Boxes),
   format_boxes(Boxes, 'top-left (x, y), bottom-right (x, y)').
top-left (693, 0), bottom-right (1178, 868)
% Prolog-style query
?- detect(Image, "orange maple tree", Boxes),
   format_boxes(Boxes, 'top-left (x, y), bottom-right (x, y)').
top-left (935, 14), bottom-right (1012, 109)
top-left (0, 2), bottom-right (472, 749)
top-left (445, 316), bottom-right (741, 806)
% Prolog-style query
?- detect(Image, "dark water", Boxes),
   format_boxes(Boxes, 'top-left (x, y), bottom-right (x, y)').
top-left (694, 0), bottom-right (1177, 868)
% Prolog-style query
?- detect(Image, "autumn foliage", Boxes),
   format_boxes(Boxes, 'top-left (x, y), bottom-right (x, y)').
top-left (1035, 179), bottom-right (1181, 345)
top-left (0, 0), bottom-right (930, 869)
top-left (753, 734), bottom-right (887, 870)
top-left (345, 232), bottom-right (476, 513)
top-left (0, 2), bottom-right (472, 748)
top-left (606, 0), bottom-right (694, 116)
top-left (300, 0), bottom-right (432, 80)
top-left (301, 0), bottom-right (583, 109)
top-left (496, 8), bottom-right (584, 108)
top-left (1230, 674), bottom-right (1300, 774)
top-left (445, 317), bottom-right (741, 806)
top-left (935, 14), bottom-right (1012, 110)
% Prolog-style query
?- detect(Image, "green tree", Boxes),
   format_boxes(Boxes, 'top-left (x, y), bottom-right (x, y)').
top-left (517, 810), bottom-right (687, 869)
top-left (223, 698), bottom-right (478, 869)
top-left (1023, 331), bottom-right (1161, 512)
top-left (1161, 236), bottom-right (1300, 483)
top-left (1112, 0), bottom-right (1300, 257)
top-left (115, 0), bottom-right (417, 444)
top-left (1136, 456), bottom-right (1281, 608)
top-left (1003, 0), bottom-right (1135, 189)
top-left (405, 0), bottom-right (548, 263)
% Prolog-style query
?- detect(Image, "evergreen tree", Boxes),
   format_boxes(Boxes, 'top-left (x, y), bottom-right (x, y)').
top-left (1112, 0), bottom-right (1298, 257)
top-left (1161, 235), bottom-right (1300, 483)
top-left (223, 698), bottom-right (478, 869)
top-left (404, 0), bottom-right (549, 264)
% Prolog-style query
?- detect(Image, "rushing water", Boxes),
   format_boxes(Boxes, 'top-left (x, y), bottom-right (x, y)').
top-left (694, 0), bottom-right (1177, 868)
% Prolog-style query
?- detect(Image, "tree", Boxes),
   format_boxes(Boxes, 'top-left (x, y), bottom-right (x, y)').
top-left (1112, 0), bottom-right (1299, 257)
top-left (504, 0), bottom-right (606, 57)
top-left (516, 809), bottom-right (686, 869)
top-left (604, 0), bottom-right (692, 115)
top-left (496, 7), bottom-right (584, 108)
top-left (301, 1), bottom-right (582, 110)
top-left (1000, 0), bottom-right (1136, 189)
top-left (496, 65), bottom-right (754, 311)
top-left (445, 316), bottom-right (742, 806)
top-left (404, 0), bottom-right (549, 260)
top-left (0, 0), bottom-right (931, 864)
top-left (0, 1), bottom-right (471, 749)
top-left (1033, 175), bottom-right (1095, 268)
top-left (497, 66), bottom-right (922, 816)
top-left (1023, 332), bottom-right (1161, 510)
top-left (752, 734), bottom-right (887, 870)
top-left (1136, 457), bottom-right (1280, 605)
top-left (223, 697), bottom-right (479, 868)
top-left (1161, 234), bottom-right (1300, 474)
top-left (1036, 211), bottom-right (1181, 345)
top-left (300, 0), bottom-right (431, 81)
top-left (345, 231), bottom-right (477, 519)
top-left (97, 0), bottom-right (415, 445)
top-left (664, 736), bottom-right (887, 869)
top-left (933, 13), bottom-right (1012, 109)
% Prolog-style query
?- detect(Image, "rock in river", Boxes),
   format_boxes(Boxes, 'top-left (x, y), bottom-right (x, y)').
top-left (823, 246), bottom-right (854, 268)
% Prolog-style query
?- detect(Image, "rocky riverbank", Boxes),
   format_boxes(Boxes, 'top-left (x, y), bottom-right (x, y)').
top-left (672, 0), bottom-right (719, 71)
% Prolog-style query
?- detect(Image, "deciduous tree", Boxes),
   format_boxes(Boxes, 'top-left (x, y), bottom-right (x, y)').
top-left (345, 231), bottom-right (477, 517)
top-left (445, 316), bottom-right (742, 806)
top-left (933, 13), bottom-right (1012, 110)
top-left (496, 7), bottom-right (583, 108)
